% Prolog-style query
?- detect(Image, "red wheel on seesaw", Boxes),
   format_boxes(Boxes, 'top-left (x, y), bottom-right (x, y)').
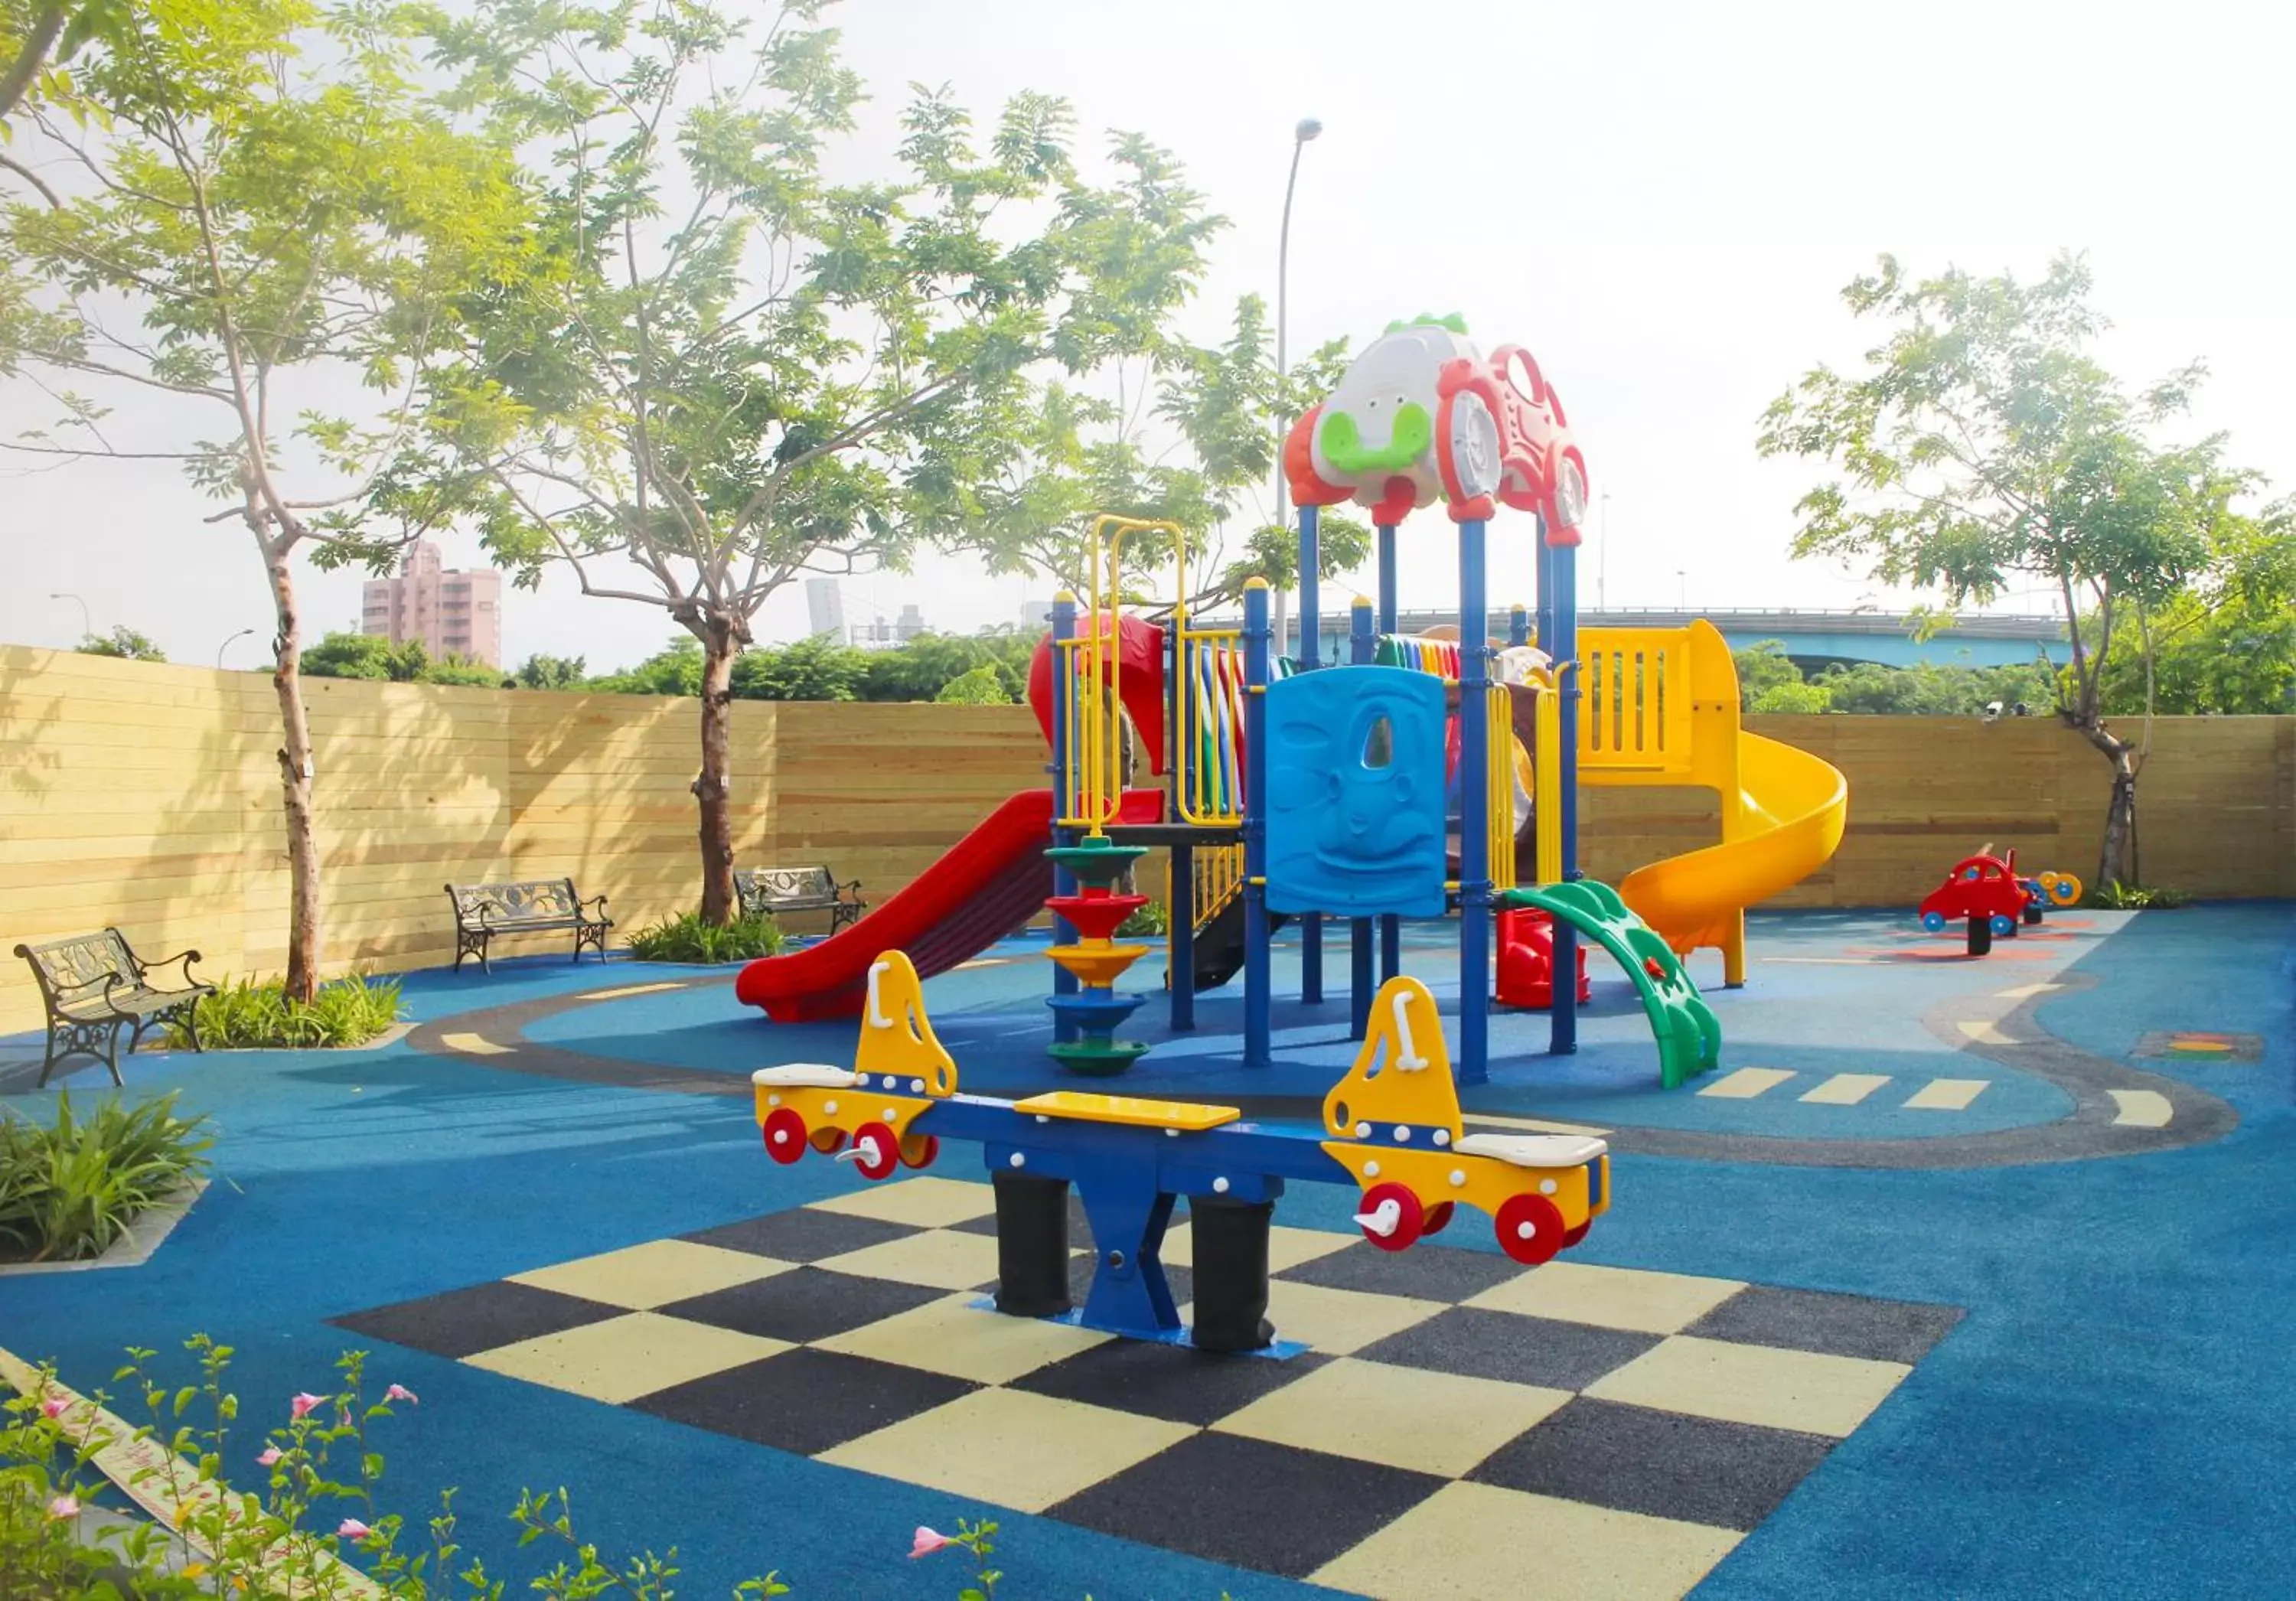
top-left (1355, 1182), bottom-right (1425, 1252)
top-left (1421, 1201), bottom-right (1456, 1236)
top-left (762, 1107), bottom-right (809, 1166)
top-left (1561, 1220), bottom-right (1590, 1250)
top-left (809, 1127), bottom-right (847, 1156)
top-left (850, 1121), bottom-right (902, 1182)
top-left (898, 1132), bottom-right (939, 1170)
top-left (1494, 1193), bottom-right (1567, 1265)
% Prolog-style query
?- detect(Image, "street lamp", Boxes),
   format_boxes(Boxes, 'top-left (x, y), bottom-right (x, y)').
top-left (1274, 115), bottom-right (1322, 660)
top-left (50, 592), bottom-right (90, 643)
top-left (217, 627), bottom-right (256, 669)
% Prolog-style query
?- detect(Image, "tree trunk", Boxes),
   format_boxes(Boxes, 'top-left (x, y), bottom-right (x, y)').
top-left (694, 630), bottom-right (739, 924)
top-left (266, 543), bottom-right (324, 1002)
top-left (2080, 723), bottom-right (2141, 892)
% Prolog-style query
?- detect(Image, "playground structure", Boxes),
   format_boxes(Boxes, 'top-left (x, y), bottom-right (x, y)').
top-left (736, 315), bottom-right (1848, 1091)
top-left (753, 951), bottom-right (1610, 1349)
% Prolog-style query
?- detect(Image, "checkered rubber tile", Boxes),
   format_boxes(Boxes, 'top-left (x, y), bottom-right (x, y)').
top-left (333, 1178), bottom-right (1962, 1599)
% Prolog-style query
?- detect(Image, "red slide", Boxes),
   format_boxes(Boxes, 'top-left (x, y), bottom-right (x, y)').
top-left (734, 787), bottom-right (1164, 1022)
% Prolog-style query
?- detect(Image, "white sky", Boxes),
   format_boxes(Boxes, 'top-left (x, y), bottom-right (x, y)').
top-left (5, 0), bottom-right (2291, 670)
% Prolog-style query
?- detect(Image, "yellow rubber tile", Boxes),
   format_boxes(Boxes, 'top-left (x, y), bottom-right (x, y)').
top-left (1695, 1067), bottom-right (1794, 1100)
top-left (1313, 1481), bottom-right (1740, 1601)
top-left (579, 982), bottom-right (686, 1000)
top-left (439, 1032), bottom-right (513, 1056)
top-left (1956, 1020), bottom-right (2024, 1046)
top-left (1164, 1222), bottom-right (1352, 1273)
top-left (510, 1240), bottom-right (791, 1310)
top-left (1586, 1335), bottom-right (1910, 1438)
top-left (1258, 1279), bottom-right (1448, 1355)
top-left (819, 1387), bottom-right (1190, 1514)
top-left (816, 1293), bottom-right (1110, 1384)
top-left (468, 1312), bottom-right (788, 1404)
top-left (1466, 1261), bottom-right (1744, 1335)
top-left (2108, 1088), bottom-right (2174, 1128)
top-left (1904, 1078), bottom-right (1990, 1110)
top-left (809, 1177), bottom-right (996, 1228)
top-left (812, 1228), bottom-right (1003, 1291)
top-left (1799, 1073), bottom-right (1890, 1106)
top-left (1214, 1356), bottom-right (1570, 1479)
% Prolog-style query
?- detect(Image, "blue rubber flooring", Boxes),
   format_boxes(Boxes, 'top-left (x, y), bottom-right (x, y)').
top-left (3, 903), bottom-right (2293, 1598)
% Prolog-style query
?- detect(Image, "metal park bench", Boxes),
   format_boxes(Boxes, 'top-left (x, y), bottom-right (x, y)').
top-left (734, 866), bottom-right (867, 934)
top-left (443, 879), bottom-right (612, 973)
top-left (14, 930), bottom-right (215, 1087)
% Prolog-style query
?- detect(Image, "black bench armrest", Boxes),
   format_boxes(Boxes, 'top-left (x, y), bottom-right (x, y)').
top-left (579, 892), bottom-right (610, 915)
top-left (138, 947), bottom-right (206, 991)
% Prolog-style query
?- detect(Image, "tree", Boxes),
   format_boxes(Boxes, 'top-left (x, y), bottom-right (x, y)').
top-left (74, 624), bottom-right (165, 660)
top-left (303, 631), bottom-right (502, 685)
top-left (2095, 505), bottom-right (2296, 715)
top-left (514, 652), bottom-right (589, 690)
top-left (586, 636), bottom-right (704, 696)
top-left (730, 635), bottom-right (866, 702)
top-left (857, 631), bottom-right (1034, 703)
top-left (932, 663), bottom-right (1010, 705)
top-left (0, 0), bottom-right (138, 127)
top-left (402, 0), bottom-right (1220, 924)
top-left (1732, 640), bottom-right (1803, 711)
top-left (0, 0), bottom-right (526, 997)
top-left (1759, 253), bottom-right (2256, 886)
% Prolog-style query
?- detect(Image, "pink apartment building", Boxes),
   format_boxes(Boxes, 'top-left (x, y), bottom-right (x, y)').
top-left (360, 540), bottom-right (503, 667)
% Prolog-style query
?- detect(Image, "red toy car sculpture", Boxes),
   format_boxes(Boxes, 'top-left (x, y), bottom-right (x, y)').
top-left (1918, 850), bottom-right (2033, 955)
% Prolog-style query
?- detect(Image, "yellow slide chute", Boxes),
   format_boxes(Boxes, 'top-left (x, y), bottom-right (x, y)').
top-left (1577, 619), bottom-right (1847, 985)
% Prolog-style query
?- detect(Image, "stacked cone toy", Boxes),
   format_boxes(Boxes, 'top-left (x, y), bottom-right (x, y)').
top-left (1043, 834), bottom-right (1152, 1076)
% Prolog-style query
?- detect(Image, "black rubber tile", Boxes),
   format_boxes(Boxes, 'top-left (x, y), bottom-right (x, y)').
top-left (680, 1208), bottom-right (916, 1263)
top-left (1682, 1286), bottom-right (1965, 1365)
top-left (1275, 1238), bottom-right (1524, 1304)
top-left (1355, 1306), bottom-right (1661, 1391)
top-left (631, 1348), bottom-right (977, 1456)
top-left (331, 1282), bottom-right (618, 1360)
top-left (1012, 1339), bottom-right (1328, 1426)
top-left (658, 1268), bottom-right (949, 1344)
top-left (1049, 1430), bottom-right (1442, 1578)
top-left (1469, 1397), bottom-right (1835, 1531)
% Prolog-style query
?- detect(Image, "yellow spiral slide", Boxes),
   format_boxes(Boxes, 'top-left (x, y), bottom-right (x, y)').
top-left (1577, 620), bottom-right (1848, 985)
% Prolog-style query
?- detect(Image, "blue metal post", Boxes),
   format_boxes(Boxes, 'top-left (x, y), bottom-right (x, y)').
top-left (1375, 521), bottom-right (1401, 983)
top-left (1049, 595), bottom-right (1080, 1043)
top-left (1242, 579), bottom-right (1272, 1068)
top-left (1458, 518), bottom-right (1491, 1086)
top-left (1297, 504), bottom-right (1322, 1004)
top-left (1549, 517), bottom-right (1580, 1055)
top-left (1348, 595), bottom-right (1375, 1039)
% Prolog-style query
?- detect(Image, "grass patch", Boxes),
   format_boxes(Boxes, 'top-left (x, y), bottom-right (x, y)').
top-left (0, 1092), bottom-right (212, 1264)
top-left (626, 911), bottom-right (785, 964)
top-left (168, 974), bottom-right (403, 1049)
top-left (1117, 898), bottom-right (1169, 937)
top-left (2086, 881), bottom-right (2193, 910)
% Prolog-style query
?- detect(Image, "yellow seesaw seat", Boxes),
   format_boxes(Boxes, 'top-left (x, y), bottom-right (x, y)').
top-left (1012, 1091), bottom-right (1241, 1132)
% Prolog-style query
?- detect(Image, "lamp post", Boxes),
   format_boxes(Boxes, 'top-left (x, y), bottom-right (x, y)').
top-left (217, 627), bottom-right (256, 669)
top-left (50, 592), bottom-right (90, 644)
top-left (1274, 115), bottom-right (1321, 663)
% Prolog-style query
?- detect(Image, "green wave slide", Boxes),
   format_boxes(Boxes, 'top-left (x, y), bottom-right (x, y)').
top-left (1498, 880), bottom-right (1723, 1090)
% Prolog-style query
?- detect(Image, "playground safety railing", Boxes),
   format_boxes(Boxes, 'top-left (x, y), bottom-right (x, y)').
top-left (1486, 682), bottom-right (1518, 895)
top-left (1174, 622), bottom-right (1247, 827)
top-left (1055, 615), bottom-right (1124, 832)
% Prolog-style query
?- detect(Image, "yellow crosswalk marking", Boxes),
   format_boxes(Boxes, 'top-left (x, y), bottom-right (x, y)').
top-left (1994, 982), bottom-right (2064, 999)
top-left (582, 982), bottom-right (685, 1001)
top-left (440, 1032), bottom-right (514, 1056)
top-left (1956, 1020), bottom-right (2024, 1046)
top-left (1904, 1078), bottom-right (1988, 1110)
top-left (1799, 1073), bottom-right (1890, 1106)
top-left (1698, 1068), bottom-right (1795, 1100)
top-left (2108, 1089), bottom-right (2173, 1128)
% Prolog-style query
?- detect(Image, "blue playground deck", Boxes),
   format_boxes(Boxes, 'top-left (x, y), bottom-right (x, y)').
top-left (4, 903), bottom-right (2291, 1599)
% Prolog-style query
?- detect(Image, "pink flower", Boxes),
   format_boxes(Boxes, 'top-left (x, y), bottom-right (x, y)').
top-left (290, 1393), bottom-right (325, 1420)
top-left (337, 1518), bottom-right (373, 1541)
top-left (384, 1384), bottom-right (418, 1405)
top-left (48, 1495), bottom-right (80, 1521)
top-left (256, 1446), bottom-right (282, 1467)
top-left (41, 1396), bottom-right (68, 1420)
top-left (908, 1526), bottom-right (951, 1560)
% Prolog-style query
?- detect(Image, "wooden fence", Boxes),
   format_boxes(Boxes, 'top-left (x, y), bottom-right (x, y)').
top-left (4, 646), bottom-right (2290, 1036)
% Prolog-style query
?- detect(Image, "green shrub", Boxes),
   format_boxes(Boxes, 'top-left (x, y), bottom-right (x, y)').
top-left (626, 911), bottom-right (785, 964)
top-left (2086, 880), bottom-right (2192, 910)
top-left (168, 975), bottom-right (403, 1050)
top-left (1117, 899), bottom-right (1169, 937)
top-left (0, 1093), bottom-right (212, 1264)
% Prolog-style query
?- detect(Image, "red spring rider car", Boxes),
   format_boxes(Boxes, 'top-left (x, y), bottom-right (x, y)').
top-left (1917, 851), bottom-right (2030, 955)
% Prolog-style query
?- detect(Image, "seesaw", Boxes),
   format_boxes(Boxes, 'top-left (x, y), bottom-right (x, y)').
top-left (752, 951), bottom-right (1610, 1352)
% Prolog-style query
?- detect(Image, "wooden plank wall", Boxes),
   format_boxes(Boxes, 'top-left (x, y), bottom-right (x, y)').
top-left (4, 646), bottom-right (2290, 1035)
